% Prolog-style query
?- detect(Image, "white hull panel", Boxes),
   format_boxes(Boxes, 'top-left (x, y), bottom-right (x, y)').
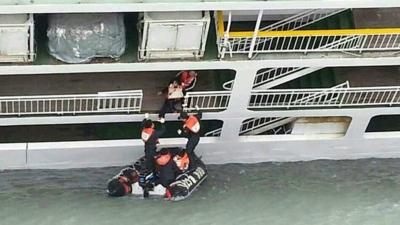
top-left (1, 134), bottom-right (399, 170)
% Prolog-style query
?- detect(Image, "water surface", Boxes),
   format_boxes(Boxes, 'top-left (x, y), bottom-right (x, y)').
top-left (1, 159), bottom-right (399, 225)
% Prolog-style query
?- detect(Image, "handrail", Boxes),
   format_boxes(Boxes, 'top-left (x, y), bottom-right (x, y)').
top-left (240, 117), bottom-right (286, 134)
top-left (249, 86), bottom-right (400, 109)
top-left (259, 9), bottom-right (347, 32)
top-left (0, 90), bottom-right (143, 116)
top-left (183, 90), bottom-right (231, 111)
top-left (216, 11), bottom-right (400, 38)
top-left (204, 128), bottom-right (222, 137)
top-left (227, 28), bottom-right (400, 38)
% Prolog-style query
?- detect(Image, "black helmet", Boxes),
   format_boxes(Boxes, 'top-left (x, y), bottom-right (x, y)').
top-left (179, 112), bottom-right (189, 120)
top-left (107, 178), bottom-right (126, 197)
top-left (143, 119), bottom-right (153, 128)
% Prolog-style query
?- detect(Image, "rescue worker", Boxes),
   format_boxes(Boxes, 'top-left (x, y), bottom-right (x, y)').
top-left (154, 149), bottom-right (179, 187)
top-left (177, 109), bottom-right (202, 163)
top-left (155, 148), bottom-right (190, 187)
top-left (173, 150), bottom-right (190, 172)
top-left (141, 113), bottom-right (166, 172)
top-left (107, 166), bottom-right (139, 197)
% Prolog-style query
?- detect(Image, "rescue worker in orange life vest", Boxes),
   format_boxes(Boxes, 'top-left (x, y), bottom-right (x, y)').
top-left (177, 70), bottom-right (197, 93)
top-left (154, 148), bottom-right (190, 188)
top-left (141, 113), bottom-right (166, 172)
top-left (177, 109), bottom-right (202, 163)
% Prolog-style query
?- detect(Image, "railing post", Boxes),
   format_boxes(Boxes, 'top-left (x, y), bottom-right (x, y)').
top-left (390, 88), bottom-right (399, 106)
top-left (358, 35), bottom-right (368, 53)
top-left (221, 11), bottom-right (232, 59)
top-left (29, 13), bottom-right (35, 61)
top-left (248, 10), bottom-right (263, 59)
top-left (339, 88), bottom-right (348, 108)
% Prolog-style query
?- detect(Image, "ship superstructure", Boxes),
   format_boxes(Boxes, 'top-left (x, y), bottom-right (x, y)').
top-left (0, 1), bottom-right (400, 169)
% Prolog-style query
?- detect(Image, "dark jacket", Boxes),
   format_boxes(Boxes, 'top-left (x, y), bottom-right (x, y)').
top-left (141, 120), bottom-right (166, 153)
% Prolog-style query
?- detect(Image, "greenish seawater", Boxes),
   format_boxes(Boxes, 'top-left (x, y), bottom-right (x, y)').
top-left (1, 159), bottom-right (400, 225)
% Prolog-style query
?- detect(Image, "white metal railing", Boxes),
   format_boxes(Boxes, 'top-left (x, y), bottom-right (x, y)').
top-left (204, 128), bottom-right (222, 137)
top-left (0, 90), bottom-right (143, 116)
top-left (253, 67), bottom-right (302, 88)
top-left (241, 8), bottom-right (347, 52)
top-left (0, 14), bottom-right (35, 62)
top-left (216, 10), bottom-right (400, 58)
top-left (249, 85), bottom-right (400, 109)
top-left (240, 117), bottom-right (287, 134)
top-left (222, 80), bottom-right (234, 90)
top-left (224, 30), bottom-right (400, 57)
top-left (271, 125), bottom-right (293, 135)
top-left (183, 91), bottom-right (231, 111)
top-left (205, 117), bottom-right (294, 137)
top-left (259, 9), bottom-right (347, 32)
top-left (216, 9), bottom-right (347, 57)
top-left (223, 67), bottom-right (320, 91)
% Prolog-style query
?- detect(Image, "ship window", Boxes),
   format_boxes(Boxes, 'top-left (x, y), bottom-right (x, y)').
top-left (239, 116), bottom-right (351, 138)
top-left (365, 115), bottom-right (400, 132)
top-left (0, 120), bottom-right (223, 143)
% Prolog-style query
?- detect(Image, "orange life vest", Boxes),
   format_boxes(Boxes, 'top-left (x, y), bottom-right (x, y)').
top-left (141, 128), bottom-right (155, 142)
top-left (180, 71), bottom-right (195, 89)
top-left (184, 115), bottom-right (200, 134)
top-left (156, 153), bottom-right (172, 166)
top-left (173, 152), bottom-right (190, 171)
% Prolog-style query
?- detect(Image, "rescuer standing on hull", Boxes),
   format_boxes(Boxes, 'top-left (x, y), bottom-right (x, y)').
top-left (141, 113), bottom-right (166, 172)
top-left (177, 107), bottom-right (202, 163)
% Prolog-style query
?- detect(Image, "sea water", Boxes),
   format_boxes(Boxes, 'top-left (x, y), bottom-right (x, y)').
top-left (1, 159), bottom-right (399, 225)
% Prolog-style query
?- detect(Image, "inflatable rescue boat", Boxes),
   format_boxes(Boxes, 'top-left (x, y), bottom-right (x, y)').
top-left (107, 147), bottom-right (207, 201)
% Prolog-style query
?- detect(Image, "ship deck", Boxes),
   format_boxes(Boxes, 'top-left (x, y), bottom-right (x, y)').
top-left (0, 71), bottom-right (233, 112)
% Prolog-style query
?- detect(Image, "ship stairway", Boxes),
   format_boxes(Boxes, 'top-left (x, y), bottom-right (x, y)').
top-left (217, 9), bottom-right (400, 59)
top-left (238, 8), bottom-right (348, 52)
top-left (223, 67), bottom-right (323, 91)
top-left (248, 81), bottom-right (400, 109)
top-left (204, 117), bottom-right (295, 137)
top-left (205, 84), bottom-right (352, 137)
top-left (239, 117), bottom-right (296, 135)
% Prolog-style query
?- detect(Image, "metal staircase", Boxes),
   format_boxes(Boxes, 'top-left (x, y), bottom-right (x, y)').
top-left (239, 117), bottom-right (296, 135)
top-left (238, 8), bottom-right (348, 51)
top-left (253, 67), bottom-right (324, 89)
top-left (259, 9), bottom-right (348, 32)
top-left (223, 67), bottom-right (323, 91)
top-left (207, 83), bottom-right (355, 137)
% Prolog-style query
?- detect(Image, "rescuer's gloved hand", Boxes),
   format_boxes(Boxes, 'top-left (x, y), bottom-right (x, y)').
top-left (144, 113), bottom-right (149, 119)
top-left (177, 129), bottom-right (182, 135)
top-left (159, 118), bottom-right (165, 124)
top-left (195, 105), bottom-right (200, 111)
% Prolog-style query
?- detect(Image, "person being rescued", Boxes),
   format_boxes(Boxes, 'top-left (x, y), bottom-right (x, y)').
top-left (177, 108), bottom-right (202, 164)
top-left (155, 148), bottom-right (190, 188)
top-left (141, 113), bottom-right (166, 172)
top-left (158, 80), bottom-right (184, 119)
top-left (107, 166), bottom-right (139, 197)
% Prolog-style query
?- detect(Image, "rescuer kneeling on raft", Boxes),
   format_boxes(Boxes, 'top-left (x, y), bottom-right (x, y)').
top-left (107, 147), bottom-right (206, 201)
